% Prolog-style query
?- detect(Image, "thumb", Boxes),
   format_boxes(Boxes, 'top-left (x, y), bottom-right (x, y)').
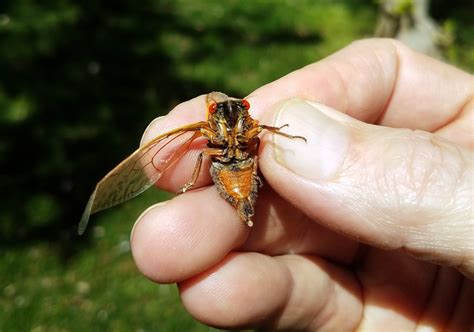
top-left (259, 99), bottom-right (474, 278)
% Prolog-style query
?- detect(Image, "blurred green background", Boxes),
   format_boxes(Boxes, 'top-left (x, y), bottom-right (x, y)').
top-left (0, 0), bottom-right (472, 330)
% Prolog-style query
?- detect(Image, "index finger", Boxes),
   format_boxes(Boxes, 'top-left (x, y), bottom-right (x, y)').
top-left (141, 39), bottom-right (473, 194)
top-left (246, 38), bottom-right (473, 141)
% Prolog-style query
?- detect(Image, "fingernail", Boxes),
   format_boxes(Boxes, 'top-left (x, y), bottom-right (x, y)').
top-left (140, 116), bottom-right (165, 146)
top-left (273, 99), bottom-right (350, 181)
top-left (130, 201), bottom-right (168, 243)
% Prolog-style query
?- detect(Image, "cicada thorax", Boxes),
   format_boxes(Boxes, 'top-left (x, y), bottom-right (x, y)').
top-left (205, 95), bottom-right (262, 226)
top-left (210, 156), bottom-right (260, 227)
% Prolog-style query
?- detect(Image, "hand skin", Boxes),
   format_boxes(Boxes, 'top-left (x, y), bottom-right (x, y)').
top-left (130, 39), bottom-right (474, 331)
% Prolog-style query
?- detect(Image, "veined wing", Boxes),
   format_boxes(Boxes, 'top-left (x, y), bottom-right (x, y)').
top-left (78, 121), bottom-right (207, 235)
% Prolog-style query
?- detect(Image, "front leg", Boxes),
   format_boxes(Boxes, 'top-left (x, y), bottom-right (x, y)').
top-left (259, 124), bottom-right (307, 141)
top-left (243, 123), bottom-right (307, 142)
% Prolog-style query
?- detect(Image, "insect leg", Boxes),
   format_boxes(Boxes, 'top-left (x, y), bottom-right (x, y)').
top-left (259, 124), bottom-right (307, 142)
top-left (252, 137), bottom-right (264, 188)
top-left (177, 152), bottom-right (203, 194)
top-left (177, 148), bottom-right (224, 194)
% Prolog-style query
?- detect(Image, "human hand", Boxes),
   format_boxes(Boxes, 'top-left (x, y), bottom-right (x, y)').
top-left (131, 39), bottom-right (473, 331)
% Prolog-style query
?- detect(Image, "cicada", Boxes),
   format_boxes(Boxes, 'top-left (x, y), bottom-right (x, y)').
top-left (78, 92), bottom-right (305, 234)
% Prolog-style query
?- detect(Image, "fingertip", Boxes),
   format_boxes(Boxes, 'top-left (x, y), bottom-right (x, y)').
top-left (130, 187), bottom-right (248, 284)
top-left (130, 200), bottom-right (168, 243)
top-left (140, 116), bottom-right (165, 146)
top-left (140, 94), bottom-right (208, 147)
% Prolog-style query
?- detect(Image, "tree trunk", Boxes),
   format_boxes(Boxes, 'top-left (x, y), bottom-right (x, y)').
top-left (374, 0), bottom-right (450, 59)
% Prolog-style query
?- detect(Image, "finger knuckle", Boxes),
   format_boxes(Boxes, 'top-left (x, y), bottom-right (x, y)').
top-left (378, 129), bottom-right (469, 217)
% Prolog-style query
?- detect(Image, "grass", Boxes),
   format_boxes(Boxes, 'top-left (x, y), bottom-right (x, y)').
top-left (0, 189), bottom-right (219, 331)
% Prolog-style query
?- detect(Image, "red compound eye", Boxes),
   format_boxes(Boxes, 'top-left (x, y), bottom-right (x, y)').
top-left (241, 99), bottom-right (250, 110)
top-left (208, 102), bottom-right (217, 114)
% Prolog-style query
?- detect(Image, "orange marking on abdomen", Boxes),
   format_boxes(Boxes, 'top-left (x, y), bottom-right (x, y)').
top-left (217, 165), bottom-right (254, 201)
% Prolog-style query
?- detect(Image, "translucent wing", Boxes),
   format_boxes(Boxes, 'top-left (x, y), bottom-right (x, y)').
top-left (78, 121), bottom-right (207, 235)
